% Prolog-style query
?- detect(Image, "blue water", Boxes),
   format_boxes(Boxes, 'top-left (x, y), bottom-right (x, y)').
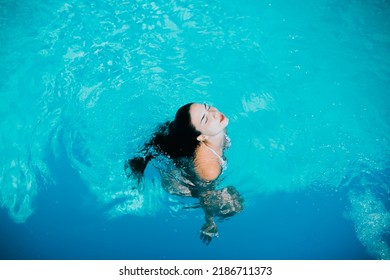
top-left (1, 0), bottom-right (389, 259)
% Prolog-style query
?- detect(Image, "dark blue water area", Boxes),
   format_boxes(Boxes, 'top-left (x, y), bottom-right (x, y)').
top-left (0, 194), bottom-right (371, 260)
top-left (0, 137), bottom-right (372, 260)
top-left (239, 191), bottom-right (371, 260)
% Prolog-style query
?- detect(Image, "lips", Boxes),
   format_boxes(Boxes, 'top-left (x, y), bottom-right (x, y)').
top-left (220, 114), bottom-right (225, 122)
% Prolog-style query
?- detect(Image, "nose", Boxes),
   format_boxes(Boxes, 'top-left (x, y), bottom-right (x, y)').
top-left (211, 110), bottom-right (219, 119)
top-left (209, 107), bottom-right (219, 119)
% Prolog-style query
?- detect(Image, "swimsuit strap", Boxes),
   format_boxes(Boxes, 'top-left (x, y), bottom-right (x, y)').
top-left (224, 133), bottom-right (231, 149)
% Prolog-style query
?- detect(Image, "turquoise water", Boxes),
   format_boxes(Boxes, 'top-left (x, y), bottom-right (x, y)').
top-left (1, 0), bottom-right (389, 259)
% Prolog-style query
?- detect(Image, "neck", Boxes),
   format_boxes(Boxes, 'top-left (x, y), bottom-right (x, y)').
top-left (204, 131), bottom-right (226, 153)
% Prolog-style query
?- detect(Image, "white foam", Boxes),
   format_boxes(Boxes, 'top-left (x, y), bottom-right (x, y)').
top-left (345, 188), bottom-right (390, 259)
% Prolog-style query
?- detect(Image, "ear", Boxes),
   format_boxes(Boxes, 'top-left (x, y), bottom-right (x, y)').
top-left (196, 134), bottom-right (208, 142)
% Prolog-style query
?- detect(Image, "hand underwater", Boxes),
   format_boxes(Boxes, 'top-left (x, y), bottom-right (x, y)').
top-left (200, 220), bottom-right (218, 245)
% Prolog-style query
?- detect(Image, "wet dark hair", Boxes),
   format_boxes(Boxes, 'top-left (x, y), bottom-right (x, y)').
top-left (125, 103), bottom-right (201, 180)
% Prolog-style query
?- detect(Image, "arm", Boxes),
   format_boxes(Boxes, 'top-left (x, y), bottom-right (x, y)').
top-left (199, 192), bottom-right (218, 245)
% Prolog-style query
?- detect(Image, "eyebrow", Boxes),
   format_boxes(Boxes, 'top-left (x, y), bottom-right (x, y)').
top-left (200, 104), bottom-right (207, 124)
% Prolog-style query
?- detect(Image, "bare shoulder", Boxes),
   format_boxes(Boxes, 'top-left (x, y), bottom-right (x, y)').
top-left (193, 145), bottom-right (221, 181)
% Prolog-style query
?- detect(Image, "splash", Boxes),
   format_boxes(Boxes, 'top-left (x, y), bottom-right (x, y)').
top-left (345, 188), bottom-right (390, 259)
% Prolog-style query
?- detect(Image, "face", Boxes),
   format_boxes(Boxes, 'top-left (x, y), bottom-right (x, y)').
top-left (189, 103), bottom-right (229, 138)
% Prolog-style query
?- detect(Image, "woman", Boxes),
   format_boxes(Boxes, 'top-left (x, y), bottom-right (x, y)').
top-left (125, 102), bottom-right (243, 245)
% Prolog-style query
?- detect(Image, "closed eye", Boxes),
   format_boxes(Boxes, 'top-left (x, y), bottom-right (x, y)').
top-left (201, 104), bottom-right (210, 124)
